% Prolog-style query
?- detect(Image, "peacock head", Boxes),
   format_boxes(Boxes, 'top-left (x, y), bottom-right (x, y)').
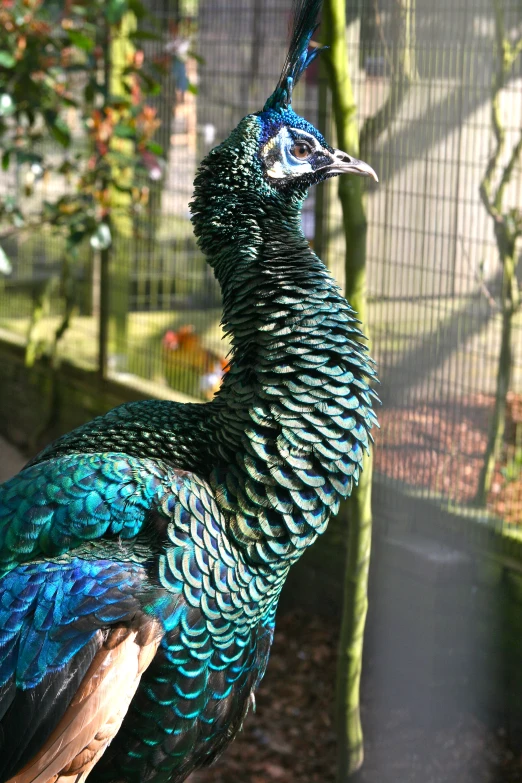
top-left (254, 106), bottom-right (377, 194)
top-left (191, 0), bottom-right (377, 254)
top-left (253, 0), bottom-right (376, 193)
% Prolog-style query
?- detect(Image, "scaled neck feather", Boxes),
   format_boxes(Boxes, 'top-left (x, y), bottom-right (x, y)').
top-left (192, 145), bottom-right (377, 568)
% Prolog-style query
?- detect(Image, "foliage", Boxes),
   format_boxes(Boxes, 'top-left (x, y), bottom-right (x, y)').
top-left (0, 0), bottom-right (165, 256)
top-left (0, 0), bottom-right (167, 383)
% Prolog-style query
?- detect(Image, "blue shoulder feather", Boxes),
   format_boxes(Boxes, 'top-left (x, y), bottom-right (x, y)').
top-left (0, 453), bottom-right (172, 574)
top-left (0, 558), bottom-right (150, 689)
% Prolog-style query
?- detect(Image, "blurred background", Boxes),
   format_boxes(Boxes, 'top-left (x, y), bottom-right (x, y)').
top-left (2, 1), bottom-right (522, 781)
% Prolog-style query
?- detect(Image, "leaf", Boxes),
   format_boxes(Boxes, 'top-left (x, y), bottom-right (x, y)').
top-left (105, 0), bottom-right (129, 25)
top-left (187, 83), bottom-right (198, 95)
top-left (68, 229), bottom-right (88, 246)
top-left (127, 0), bottom-right (147, 19)
top-left (62, 95), bottom-right (79, 108)
top-left (0, 53), bottom-right (16, 69)
top-left (67, 30), bottom-right (95, 52)
top-left (84, 79), bottom-right (96, 103)
top-left (15, 151), bottom-right (43, 165)
top-left (188, 50), bottom-right (205, 65)
top-left (107, 150), bottom-right (136, 166)
top-left (57, 159), bottom-right (74, 175)
top-left (0, 245), bottom-right (12, 276)
top-left (113, 123), bottom-right (136, 139)
top-left (105, 95), bottom-right (132, 109)
top-left (111, 181), bottom-right (133, 193)
top-left (1, 150), bottom-right (10, 171)
top-left (3, 195), bottom-right (16, 212)
top-left (12, 210), bottom-right (25, 228)
top-left (129, 30), bottom-right (161, 41)
top-left (136, 70), bottom-right (160, 93)
top-left (49, 118), bottom-right (72, 147)
top-left (43, 110), bottom-right (71, 147)
top-left (146, 141), bottom-right (163, 156)
top-left (90, 222), bottom-right (112, 251)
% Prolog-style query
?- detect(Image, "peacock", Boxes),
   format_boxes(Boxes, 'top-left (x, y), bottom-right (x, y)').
top-left (0, 1), bottom-right (378, 781)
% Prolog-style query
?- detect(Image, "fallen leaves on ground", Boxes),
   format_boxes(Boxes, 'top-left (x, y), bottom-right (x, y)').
top-left (376, 393), bottom-right (522, 525)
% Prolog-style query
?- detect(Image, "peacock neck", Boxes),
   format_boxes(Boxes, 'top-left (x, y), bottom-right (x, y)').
top-left (216, 197), bottom-right (314, 361)
top-left (200, 197), bottom-right (376, 570)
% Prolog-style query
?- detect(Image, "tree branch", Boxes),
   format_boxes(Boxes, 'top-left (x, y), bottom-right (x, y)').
top-left (459, 237), bottom-right (499, 311)
top-left (371, 0), bottom-right (393, 74)
top-left (479, 0), bottom-right (508, 220)
top-left (495, 127), bottom-right (522, 211)
top-left (475, 0), bottom-right (522, 504)
top-left (360, 0), bottom-right (417, 155)
top-left (510, 35), bottom-right (522, 64)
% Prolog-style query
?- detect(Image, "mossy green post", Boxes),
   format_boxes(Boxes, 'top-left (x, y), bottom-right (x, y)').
top-left (475, 0), bottom-right (522, 506)
top-left (108, 12), bottom-right (137, 365)
top-left (322, 1), bottom-right (373, 777)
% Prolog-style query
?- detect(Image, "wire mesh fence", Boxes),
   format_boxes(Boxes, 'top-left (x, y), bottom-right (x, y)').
top-left (1, 0), bottom-right (522, 529)
top-left (356, 0), bottom-right (522, 527)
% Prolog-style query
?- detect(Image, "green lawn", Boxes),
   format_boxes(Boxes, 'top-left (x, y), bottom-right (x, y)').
top-left (0, 307), bottom-right (227, 398)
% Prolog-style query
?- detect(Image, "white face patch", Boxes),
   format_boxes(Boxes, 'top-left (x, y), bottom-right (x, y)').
top-left (261, 127), bottom-right (320, 180)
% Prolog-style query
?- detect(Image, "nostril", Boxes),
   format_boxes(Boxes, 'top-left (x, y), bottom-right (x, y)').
top-left (334, 150), bottom-right (352, 164)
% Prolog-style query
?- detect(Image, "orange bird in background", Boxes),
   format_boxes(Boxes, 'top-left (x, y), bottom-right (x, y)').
top-left (162, 325), bottom-right (229, 399)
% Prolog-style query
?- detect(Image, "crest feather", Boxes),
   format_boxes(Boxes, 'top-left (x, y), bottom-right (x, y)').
top-left (264, 0), bottom-right (325, 112)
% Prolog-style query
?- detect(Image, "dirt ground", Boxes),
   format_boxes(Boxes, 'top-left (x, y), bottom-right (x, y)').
top-left (376, 392), bottom-right (522, 526)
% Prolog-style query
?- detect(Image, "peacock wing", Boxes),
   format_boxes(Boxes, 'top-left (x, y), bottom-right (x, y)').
top-left (92, 607), bottom-right (275, 783)
top-left (0, 557), bottom-right (166, 783)
top-left (0, 452), bottom-right (180, 574)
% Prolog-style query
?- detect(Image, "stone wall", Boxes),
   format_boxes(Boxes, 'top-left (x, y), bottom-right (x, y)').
top-left (0, 337), bottom-right (190, 455)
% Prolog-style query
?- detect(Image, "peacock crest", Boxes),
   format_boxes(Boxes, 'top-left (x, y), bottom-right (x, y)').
top-left (264, 0), bottom-right (326, 112)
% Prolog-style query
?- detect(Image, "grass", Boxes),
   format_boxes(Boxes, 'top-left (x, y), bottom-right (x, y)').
top-left (0, 307), bottom-right (227, 392)
top-left (0, 289), bottom-right (513, 387)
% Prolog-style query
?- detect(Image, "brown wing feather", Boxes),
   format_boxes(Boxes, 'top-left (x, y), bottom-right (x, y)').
top-left (8, 621), bottom-right (162, 783)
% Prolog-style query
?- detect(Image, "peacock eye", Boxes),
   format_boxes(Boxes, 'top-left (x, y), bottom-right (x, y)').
top-left (290, 141), bottom-right (312, 160)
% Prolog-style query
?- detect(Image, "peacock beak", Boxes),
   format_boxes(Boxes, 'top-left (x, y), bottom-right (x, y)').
top-left (327, 149), bottom-right (379, 182)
